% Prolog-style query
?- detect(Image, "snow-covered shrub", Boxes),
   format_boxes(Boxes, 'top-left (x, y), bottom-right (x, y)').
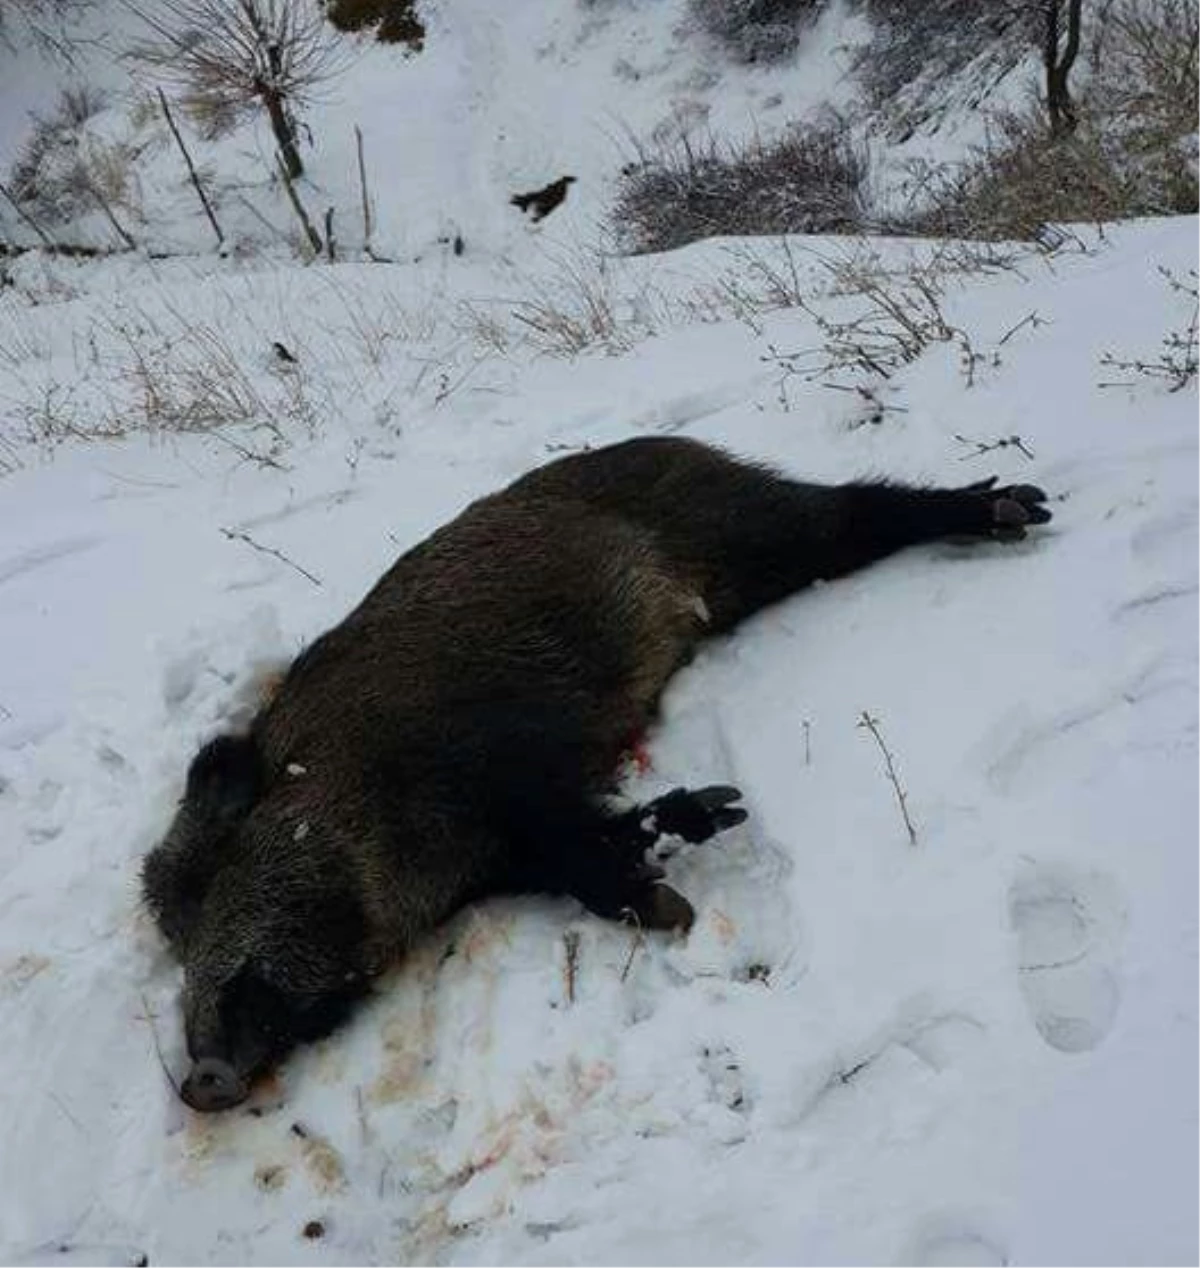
top-left (325, 0), bottom-right (424, 50)
top-left (7, 87), bottom-right (138, 238)
top-left (891, 0), bottom-right (1198, 241)
top-left (612, 119), bottom-right (868, 254)
top-left (853, 0), bottom-right (1030, 141)
top-left (1101, 0), bottom-right (1197, 163)
top-left (686, 0), bottom-right (824, 65)
top-left (891, 109), bottom-right (1137, 240)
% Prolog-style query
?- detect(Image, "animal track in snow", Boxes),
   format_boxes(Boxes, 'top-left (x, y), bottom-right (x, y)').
top-left (1009, 863), bottom-right (1125, 1054)
top-left (1130, 504), bottom-right (1197, 560)
top-left (1114, 582), bottom-right (1198, 621)
top-left (0, 535), bottom-right (102, 587)
top-left (909, 1223), bottom-right (1008, 1267)
top-left (699, 1042), bottom-right (748, 1115)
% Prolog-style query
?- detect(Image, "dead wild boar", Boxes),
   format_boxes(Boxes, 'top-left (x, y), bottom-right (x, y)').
top-left (142, 436), bottom-right (1051, 1111)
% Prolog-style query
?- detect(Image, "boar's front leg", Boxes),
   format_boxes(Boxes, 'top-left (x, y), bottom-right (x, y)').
top-left (556, 786), bottom-right (747, 934)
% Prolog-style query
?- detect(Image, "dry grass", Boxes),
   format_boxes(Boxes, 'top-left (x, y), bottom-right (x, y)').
top-left (0, 265), bottom-right (461, 467)
top-left (613, 118), bottom-right (869, 255)
top-left (1099, 266), bottom-right (1198, 393)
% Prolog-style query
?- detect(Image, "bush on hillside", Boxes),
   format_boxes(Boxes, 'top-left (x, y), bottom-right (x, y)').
top-left (612, 119), bottom-right (868, 254)
top-left (7, 87), bottom-right (125, 230)
top-left (326, 0), bottom-right (425, 50)
top-left (686, 0), bottom-right (825, 65)
top-left (891, 0), bottom-right (1198, 240)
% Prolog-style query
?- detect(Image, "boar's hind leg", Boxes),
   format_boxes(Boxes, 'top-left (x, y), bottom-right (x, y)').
top-left (660, 465), bottom-right (1053, 631)
top-left (517, 438), bottom-right (1051, 631)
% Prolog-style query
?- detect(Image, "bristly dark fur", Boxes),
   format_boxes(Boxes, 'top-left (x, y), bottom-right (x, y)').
top-left (142, 436), bottom-right (1051, 1108)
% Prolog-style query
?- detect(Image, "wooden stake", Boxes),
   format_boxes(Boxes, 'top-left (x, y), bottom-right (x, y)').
top-left (157, 88), bottom-right (224, 249)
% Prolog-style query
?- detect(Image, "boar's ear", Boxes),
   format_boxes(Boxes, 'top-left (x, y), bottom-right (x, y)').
top-left (142, 733), bottom-right (263, 951)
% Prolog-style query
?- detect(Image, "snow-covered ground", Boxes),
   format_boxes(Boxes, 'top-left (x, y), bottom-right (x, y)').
top-left (1, 1), bottom-right (1197, 1264)
top-left (0, 212), bottom-right (1195, 1265)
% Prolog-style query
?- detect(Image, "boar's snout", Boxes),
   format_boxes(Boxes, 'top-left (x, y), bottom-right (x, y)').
top-left (181, 1057), bottom-right (248, 1112)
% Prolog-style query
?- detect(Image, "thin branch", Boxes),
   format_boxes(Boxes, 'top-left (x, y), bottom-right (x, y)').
top-left (619, 909), bottom-right (645, 983)
top-left (0, 178), bottom-right (57, 251)
top-left (857, 710), bottom-right (917, 846)
top-left (140, 992), bottom-right (182, 1098)
top-left (563, 930), bottom-right (580, 1005)
top-left (220, 526), bottom-right (323, 586)
top-left (997, 310), bottom-right (1045, 347)
top-left (157, 88), bottom-right (224, 249)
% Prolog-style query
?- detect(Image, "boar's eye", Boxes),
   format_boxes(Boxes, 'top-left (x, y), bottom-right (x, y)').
top-left (220, 964), bottom-right (364, 1056)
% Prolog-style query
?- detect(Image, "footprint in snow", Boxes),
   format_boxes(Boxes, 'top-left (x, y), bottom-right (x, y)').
top-left (909, 1226), bottom-right (1008, 1267)
top-left (1008, 862), bottom-right (1125, 1054)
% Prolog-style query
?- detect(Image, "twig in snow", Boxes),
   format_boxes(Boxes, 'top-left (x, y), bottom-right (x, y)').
top-left (324, 206), bottom-right (336, 263)
top-left (997, 310), bottom-right (1046, 347)
top-left (802, 718), bottom-right (811, 766)
top-left (140, 992), bottom-right (182, 1099)
top-left (563, 929), bottom-right (580, 1005)
top-left (1098, 268), bottom-right (1198, 392)
top-left (857, 711), bottom-right (917, 846)
top-left (220, 527), bottom-right (323, 587)
top-left (953, 432), bottom-right (1035, 461)
top-left (157, 88), bottom-right (224, 249)
top-left (354, 1084), bottom-right (373, 1146)
top-left (619, 909), bottom-right (644, 983)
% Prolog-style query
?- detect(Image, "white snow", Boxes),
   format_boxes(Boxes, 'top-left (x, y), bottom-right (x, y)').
top-left (0, 3), bottom-right (1196, 1265)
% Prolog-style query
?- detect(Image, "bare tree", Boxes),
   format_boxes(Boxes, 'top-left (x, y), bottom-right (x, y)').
top-left (1042, 0), bottom-right (1084, 136)
top-left (125, 0), bottom-right (347, 180)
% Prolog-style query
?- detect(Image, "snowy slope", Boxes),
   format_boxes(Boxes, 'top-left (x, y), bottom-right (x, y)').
top-left (0, 213), bottom-right (1195, 1266)
top-left (0, 0), bottom-right (1030, 261)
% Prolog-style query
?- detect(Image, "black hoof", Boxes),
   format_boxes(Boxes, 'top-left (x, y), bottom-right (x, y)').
top-left (965, 480), bottom-right (1053, 541)
top-left (645, 785), bottom-right (747, 844)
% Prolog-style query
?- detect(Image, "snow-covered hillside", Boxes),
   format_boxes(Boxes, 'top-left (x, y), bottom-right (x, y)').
top-left (0, 2), bottom-right (1197, 1266)
top-left (0, 0), bottom-right (1034, 261)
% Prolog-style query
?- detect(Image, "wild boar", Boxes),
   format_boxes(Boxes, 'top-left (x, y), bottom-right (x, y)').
top-left (142, 436), bottom-right (1051, 1110)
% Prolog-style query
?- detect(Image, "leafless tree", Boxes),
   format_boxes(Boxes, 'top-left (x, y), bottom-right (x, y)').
top-left (125, 0), bottom-right (347, 180)
top-left (1041, 0), bottom-right (1084, 135)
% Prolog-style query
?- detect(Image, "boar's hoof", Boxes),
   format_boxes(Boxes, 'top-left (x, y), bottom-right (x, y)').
top-left (181, 1058), bottom-right (248, 1112)
top-left (628, 883), bottom-right (695, 934)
